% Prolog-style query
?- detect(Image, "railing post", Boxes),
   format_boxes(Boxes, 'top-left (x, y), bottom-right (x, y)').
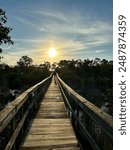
top-left (11, 117), bottom-right (16, 150)
top-left (74, 109), bottom-right (78, 129)
top-left (54, 75), bottom-right (58, 85)
top-left (69, 109), bottom-right (72, 118)
top-left (75, 102), bottom-right (80, 129)
top-left (21, 106), bottom-right (24, 139)
top-left (102, 132), bottom-right (112, 150)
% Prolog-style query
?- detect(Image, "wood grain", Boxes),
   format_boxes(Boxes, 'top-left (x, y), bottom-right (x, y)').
top-left (20, 77), bottom-right (79, 150)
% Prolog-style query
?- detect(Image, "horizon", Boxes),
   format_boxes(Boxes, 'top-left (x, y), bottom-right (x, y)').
top-left (0, 0), bottom-right (113, 65)
top-left (0, 57), bottom-right (113, 67)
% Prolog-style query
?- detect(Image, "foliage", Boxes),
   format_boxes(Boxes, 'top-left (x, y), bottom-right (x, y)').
top-left (0, 57), bottom-right (51, 110)
top-left (17, 55), bottom-right (33, 67)
top-left (56, 58), bottom-right (113, 115)
top-left (0, 8), bottom-right (13, 53)
top-left (0, 56), bottom-right (113, 115)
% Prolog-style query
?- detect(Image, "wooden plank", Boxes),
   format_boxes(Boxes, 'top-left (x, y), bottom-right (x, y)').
top-left (43, 99), bottom-right (63, 102)
top-left (35, 113), bottom-right (67, 118)
top-left (29, 126), bottom-right (74, 131)
top-left (38, 107), bottom-right (65, 111)
top-left (21, 147), bottom-right (80, 150)
top-left (37, 110), bottom-right (66, 114)
top-left (41, 101), bottom-right (65, 107)
top-left (30, 118), bottom-right (72, 124)
top-left (29, 125), bottom-right (71, 129)
top-left (24, 135), bottom-right (76, 141)
top-left (43, 96), bottom-right (63, 99)
top-left (53, 147), bottom-right (80, 150)
top-left (21, 139), bottom-right (78, 149)
top-left (21, 146), bottom-right (80, 150)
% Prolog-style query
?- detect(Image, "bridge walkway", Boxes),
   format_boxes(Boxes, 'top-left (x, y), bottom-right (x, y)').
top-left (20, 76), bottom-right (80, 150)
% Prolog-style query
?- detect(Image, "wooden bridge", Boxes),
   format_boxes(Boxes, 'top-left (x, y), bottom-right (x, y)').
top-left (0, 74), bottom-right (113, 150)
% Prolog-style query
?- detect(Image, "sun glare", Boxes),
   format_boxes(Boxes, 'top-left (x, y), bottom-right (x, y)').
top-left (48, 48), bottom-right (57, 58)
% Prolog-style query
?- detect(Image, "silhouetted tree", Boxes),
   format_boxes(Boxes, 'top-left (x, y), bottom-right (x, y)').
top-left (17, 55), bottom-right (33, 67)
top-left (101, 59), bottom-right (108, 65)
top-left (93, 58), bottom-right (101, 66)
top-left (0, 8), bottom-right (13, 53)
top-left (51, 62), bottom-right (58, 70)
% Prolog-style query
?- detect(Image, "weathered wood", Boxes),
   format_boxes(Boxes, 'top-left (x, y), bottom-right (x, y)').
top-left (35, 113), bottom-right (67, 118)
top-left (21, 146), bottom-right (80, 150)
top-left (56, 74), bottom-right (113, 150)
top-left (30, 118), bottom-right (72, 124)
top-left (21, 140), bottom-right (78, 149)
top-left (0, 74), bottom-right (52, 150)
top-left (57, 74), bottom-right (113, 138)
top-left (5, 110), bottom-right (29, 150)
top-left (0, 93), bottom-right (28, 133)
top-left (53, 147), bottom-right (80, 150)
top-left (20, 76), bottom-right (79, 150)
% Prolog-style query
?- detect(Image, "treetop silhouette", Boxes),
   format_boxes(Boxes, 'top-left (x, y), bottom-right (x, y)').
top-left (0, 8), bottom-right (13, 53)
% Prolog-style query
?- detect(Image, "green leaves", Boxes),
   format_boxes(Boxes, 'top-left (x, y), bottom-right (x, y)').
top-left (0, 8), bottom-right (13, 52)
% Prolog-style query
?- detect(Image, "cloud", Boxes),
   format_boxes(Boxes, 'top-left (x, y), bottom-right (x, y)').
top-left (95, 50), bottom-right (105, 53)
top-left (12, 38), bottom-right (44, 43)
top-left (14, 16), bottom-right (38, 29)
top-left (35, 11), bottom-right (68, 23)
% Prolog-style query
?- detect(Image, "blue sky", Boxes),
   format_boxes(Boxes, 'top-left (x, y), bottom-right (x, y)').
top-left (0, 0), bottom-right (113, 65)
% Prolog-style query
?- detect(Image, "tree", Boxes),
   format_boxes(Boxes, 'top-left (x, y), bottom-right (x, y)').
top-left (39, 61), bottom-right (51, 70)
top-left (0, 8), bottom-right (13, 53)
top-left (93, 58), bottom-right (101, 66)
top-left (17, 56), bottom-right (33, 67)
top-left (101, 59), bottom-right (108, 65)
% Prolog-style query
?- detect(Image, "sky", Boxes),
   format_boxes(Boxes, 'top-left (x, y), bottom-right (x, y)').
top-left (0, 0), bottom-right (113, 65)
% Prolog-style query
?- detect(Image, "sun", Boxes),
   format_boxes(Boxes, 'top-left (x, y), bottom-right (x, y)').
top-left (48, 48), bottom-right (57, 58)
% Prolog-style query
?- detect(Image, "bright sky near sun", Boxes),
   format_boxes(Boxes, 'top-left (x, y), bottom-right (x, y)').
top-left (48, 48), bottom-right (57, 58)
top-left (0, 0), bottom-right (112, 65)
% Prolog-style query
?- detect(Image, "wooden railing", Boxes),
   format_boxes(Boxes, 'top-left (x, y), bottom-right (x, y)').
top-left (56, 74), bottom-right (113, 150)
top-left (0, 73), bottom-right (113, 150)
top-left (0, 74), bottom-right (52, 150)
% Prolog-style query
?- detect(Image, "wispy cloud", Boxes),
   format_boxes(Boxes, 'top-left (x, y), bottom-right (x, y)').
top-left (34, 11), bottom-right (68, 23)
top-left (14, 16), bottom-right (39, 29)
top-left (12, 38), bottom-right (44, 43)
top-left (95, 50), bottom-right (105, 53)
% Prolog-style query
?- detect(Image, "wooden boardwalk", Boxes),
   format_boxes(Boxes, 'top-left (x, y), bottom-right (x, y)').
top-left (20, 77), bottom-right (80, 150)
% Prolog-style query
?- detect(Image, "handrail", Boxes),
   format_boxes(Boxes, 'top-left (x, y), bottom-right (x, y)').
top-left (56, 73), bottom-right (113, 150)
top-left (0, 74), bottom-right (52, 150)
top-left (0, 74), bottom-right (52, 132)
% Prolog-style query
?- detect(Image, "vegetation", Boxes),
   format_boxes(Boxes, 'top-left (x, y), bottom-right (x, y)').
top-left (56, 58), bottom-right (113, 115)
top-left (0, 56), bottom-right (51, 110)
top-left (0, 57), bottom-right (113, 115)
top-left (0, 8), bottom-right (13, 54)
